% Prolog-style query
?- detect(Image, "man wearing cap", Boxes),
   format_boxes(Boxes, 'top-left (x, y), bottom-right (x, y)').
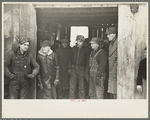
top-left (37, 40), bottom-right (59, 99)
top-left (88, 38), bottom-right (107, 99)
top-left (55, 38), bottom-right (72, 99)
top-left (106, 27), bottom-right (118, 99)
top-left (4, 37), bottom-right (40, 99)
top-left (69, 35), bottom-right (89, 99)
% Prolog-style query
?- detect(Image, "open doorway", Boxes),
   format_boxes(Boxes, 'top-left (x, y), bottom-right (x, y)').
top-left (70, 26), bottom-right (89, 47)
top-left (36, 7), bottom-right (118, 51)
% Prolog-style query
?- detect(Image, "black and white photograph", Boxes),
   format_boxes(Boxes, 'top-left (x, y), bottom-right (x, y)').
top-left (2, 2), bottom-right (148, 118)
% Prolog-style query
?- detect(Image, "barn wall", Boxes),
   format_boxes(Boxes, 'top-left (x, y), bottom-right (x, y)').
top-left (4, 4), bottom-right (37, 99)
top-left (117, 4), bottom-right (148, 99)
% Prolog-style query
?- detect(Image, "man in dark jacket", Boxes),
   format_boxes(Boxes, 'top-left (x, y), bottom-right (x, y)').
top-left (55, 38), bottom-right (72, 99)
top-left (69, 35), bottom-right (89, 99)
top-left (88, 38), bottom-right (107, 99)
top-left (4, 37), bottom-right (40, 99)
top-left (136, 47), bottom-right (147, 99)
top-left (37, 40), bottom-right (59, 99)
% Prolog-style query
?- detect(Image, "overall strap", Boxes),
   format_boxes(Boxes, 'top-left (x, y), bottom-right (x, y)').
top-left (94, 49), bottom-right (102, 57)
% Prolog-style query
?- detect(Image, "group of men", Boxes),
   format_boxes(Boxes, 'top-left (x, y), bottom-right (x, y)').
top-left (4, 26), bottom-right (118, 99)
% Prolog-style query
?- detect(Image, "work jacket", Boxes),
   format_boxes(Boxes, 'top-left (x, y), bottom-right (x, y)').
top-left (55, 46), bottom-right (72, 90)
top-left (4, 48), bottom-right (40, 79)
top-left (37, 50), bottom-right (59, 86)
top-left (71, 45), bottom-right (90, 69)
top-left (108, 37), bottom-right (117, 94)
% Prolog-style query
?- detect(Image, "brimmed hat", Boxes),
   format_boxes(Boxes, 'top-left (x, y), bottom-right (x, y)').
top-left (41, 40), bottom-right (52, 47)
top-left (19, 37), bottom-right (29, 44)
top-left (60, 38), bottom-right (70, 43)
top-left (105, 27), bottom-right (117, 35)
top-left (76, 35), bottom-right (85, 41)
top-left (89, 38), bottom-right (104, 45)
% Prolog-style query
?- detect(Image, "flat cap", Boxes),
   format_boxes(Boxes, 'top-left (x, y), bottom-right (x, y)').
top-left (89, 37), bottom-right (104, 45)
top-left (19, 37), bottom-right (29, 44)
top-left (76, 35), bottom-right (85, 41)
top-left (41, 40), bottom-right (52, 47)
top-left (105, 27), bottom-right (117, 35)
top-left (60, 38), bottom-right (70, 43)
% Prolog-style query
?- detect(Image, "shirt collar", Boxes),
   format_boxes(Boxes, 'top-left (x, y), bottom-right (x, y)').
top-left (110, 37), bottom-right (116, 45)
top-left (16, 48), bottom-right (29, 56)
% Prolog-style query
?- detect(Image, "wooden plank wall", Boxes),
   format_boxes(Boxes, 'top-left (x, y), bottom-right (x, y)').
top-left (4, 5), bottom-right (13, 87)
top-left (117, 4), bottom-right (148, 99)
top-left (134, 5), bottom-right (147, 94)
top-left (4, 4), bottom-right (37, 99)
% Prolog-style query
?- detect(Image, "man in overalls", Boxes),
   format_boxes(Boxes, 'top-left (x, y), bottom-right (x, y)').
top-left (4, 37), bottom-right (40, 99)
top-left (106, 27), bottom-right (117, 99)
top-left (88, 38), bottom-right (107, 99)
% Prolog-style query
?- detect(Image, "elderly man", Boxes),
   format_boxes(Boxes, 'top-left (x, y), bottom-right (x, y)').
top-left (37, 40), bottom-right (59, 99)
top-left (106, 27), bottom-right (118, 99)
top-left (88, 38), bottom-right (107, 99)
top-left (4, 37), bottom-right (40, 99)
top-left (69, 35), bottom-right (89, 99)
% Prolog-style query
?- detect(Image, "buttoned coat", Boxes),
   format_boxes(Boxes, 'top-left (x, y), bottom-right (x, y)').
top-left (108, 38), bottom-right (117, 94)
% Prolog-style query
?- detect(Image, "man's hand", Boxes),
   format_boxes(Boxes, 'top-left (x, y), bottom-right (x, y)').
top-left (68, 69), bottom-right (72, 75)
top-left (25, 74), bottom-right (35, 79)
top-left (9, 74), bottom-right (15, 79)
top-left (137, 85), bottom-right (142, 92)
top-left (54, 80), bottom-right (59, 86)
top-left (39, 83), bottom-right (44, 90)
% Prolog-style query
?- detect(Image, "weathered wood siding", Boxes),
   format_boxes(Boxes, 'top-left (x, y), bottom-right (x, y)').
top-left (117, 4), bottom-right (148, 99)
top-left (4, 4), bottom-right (37, 99)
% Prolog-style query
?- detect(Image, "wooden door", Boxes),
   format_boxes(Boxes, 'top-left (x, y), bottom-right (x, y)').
top-left (4, 4), bottom-right (37, 99)
top-left (117, 4), bottom-right (148, 99)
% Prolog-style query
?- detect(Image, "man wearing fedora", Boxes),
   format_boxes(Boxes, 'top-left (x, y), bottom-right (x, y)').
top-left (4, 37), bottom-right (40, 99)
top-left (69, 35), bottom-right (89, 99)
top-left (88, 38), bottom-right (107, 99)
top-left (106, 27), bottom-right (118, 99)
top-left (55, 38), bottom-right (72, 99)
top-left (37, 40), bottom-right (59, 99)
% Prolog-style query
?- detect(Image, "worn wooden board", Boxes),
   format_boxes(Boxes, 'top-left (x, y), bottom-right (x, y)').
top-left (12, 4), bottom-right (20, 51)
top-left (4, 5), bottom-right (13, 86)
top-left (117, 4), bottom-right (148, 99)
top-left (134, 5), bottom-right (147, 91)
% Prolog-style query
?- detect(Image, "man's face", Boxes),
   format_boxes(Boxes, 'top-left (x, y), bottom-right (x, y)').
top-left (42, 46), bottom-right (50, 53)
top-left (19, 42), bottom-right (29, 52)
top-left (77, 40), bottom-right (84, 47)
top-left (107, 33), bottom-right (116, 41)
top-left (91, 43), bottom-right (99, 50)
top-left (61, 42), bottom-right (68, 48)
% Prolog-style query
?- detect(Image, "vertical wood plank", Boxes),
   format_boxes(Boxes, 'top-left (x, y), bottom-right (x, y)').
top-left (4, 5), bottom-right (13, 86)
top-left (117, 4), bottom-right (148, 99)
top-left (118, 5), bottom-right (136, 99)
top-left (56, 24), bottom-right (61, 40)
top-left (12, 4), bottom-right (20, 51)
top-left (134, 5), bottom-right (147, 92)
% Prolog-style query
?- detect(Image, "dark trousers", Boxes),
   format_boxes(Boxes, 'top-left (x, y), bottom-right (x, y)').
top-left (43, 85), bottom-right (57, 99)
top-left (69, 67), bottom-right (85, 99)
top-left (9, 80), bottom-right (30, 99)
top-left (57, 88), bottom-right (69, 99)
